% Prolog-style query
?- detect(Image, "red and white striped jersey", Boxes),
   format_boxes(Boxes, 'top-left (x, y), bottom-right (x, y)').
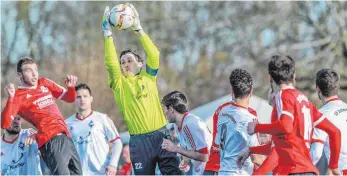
top-left (177, 112), bottom-right (212, 175)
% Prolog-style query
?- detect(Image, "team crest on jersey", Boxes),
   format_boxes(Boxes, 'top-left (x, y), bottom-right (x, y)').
top-left (40, 86), bottom-right (49, 93)
top-left (18, 142), bottom-right (25, 151)
top-left (89, 120), bottom-right (94, 128)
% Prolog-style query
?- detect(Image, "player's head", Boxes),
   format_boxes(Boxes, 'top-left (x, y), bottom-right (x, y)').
top-left (6, 115), bottom-right (21, 135)
top-left (229, 69), bottom-right (253, 99)
top-left (161, 90), bottom-right (189, 123)
top-left (268, 55), bottom-right (296, 85)
top-left (17, 57), bottom-right (39, 86)
top-left (119, 49), bottom-right (144, 76)
top-left (75, 83), bottom-right (93, 112)
top-left (121, 144), bottom-right (131, 162)
top-left (316, 69), bottom-right (340, 99)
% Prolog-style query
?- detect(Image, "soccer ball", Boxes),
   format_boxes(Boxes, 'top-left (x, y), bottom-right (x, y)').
top-left (109, 4), bottom-right (135, 30)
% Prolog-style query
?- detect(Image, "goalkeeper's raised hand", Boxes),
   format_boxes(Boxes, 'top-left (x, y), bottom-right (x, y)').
top-left (101, 6), bottom-right (112, 38)
top-left (127, 3), bottom-right (143, 34)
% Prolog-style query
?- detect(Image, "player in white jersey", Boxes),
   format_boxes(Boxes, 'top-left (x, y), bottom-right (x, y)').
top-left (65, 83), bottom-right (122, 175)
top-left (216, 69), bottom-right (262, 175)
top-left (161, 90), bottom-right (212, 175)
top-left (310, 69), bottom-right (347, 175)
top-left (1, 115), bottom-right (42, 175)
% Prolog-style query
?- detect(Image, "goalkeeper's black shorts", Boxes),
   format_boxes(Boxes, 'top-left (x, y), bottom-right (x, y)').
top-left (129, 126), bottom-right (182, 175)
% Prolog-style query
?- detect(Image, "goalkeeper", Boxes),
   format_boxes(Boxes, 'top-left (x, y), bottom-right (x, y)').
top-left (101, 4), bottom-right (182, 175)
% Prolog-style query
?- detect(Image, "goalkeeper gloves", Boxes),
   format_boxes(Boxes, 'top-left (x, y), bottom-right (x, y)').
top-left (101, 6), bottom-right (112, 38)
top-left (126, 3), bottom-right (143, 34)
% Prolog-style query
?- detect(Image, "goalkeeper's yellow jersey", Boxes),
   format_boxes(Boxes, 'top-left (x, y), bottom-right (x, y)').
top-left (104, 33), bottom-right (167, 135)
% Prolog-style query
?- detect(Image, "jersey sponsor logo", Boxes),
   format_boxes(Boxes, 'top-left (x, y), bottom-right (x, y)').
top-left (334, 108), bottom-right (347, 116)
top-left (220, 113), bottom-right (236, 124)
top-left (73, 120), bottom-right (94, 144)
top-left (2, 150), bottom-right (26, 175)
top-left (134, 84), bottom-right (148, 99)
top-left (33, 94), bottom-right (55, 109)
top-left (2, 161), bottom-right (25, 174)
top-left (297, 94), bottom-right (308, 104)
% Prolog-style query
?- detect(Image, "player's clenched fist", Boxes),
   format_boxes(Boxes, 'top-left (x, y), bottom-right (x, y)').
top-left (64, 75), bottom-right (77, 87)
top-left (5, 83), bottom-right (16, 98)
top-left (247, 122), bottom-right (257, 135)
top-left (162, 138), bottom-right (179, 153)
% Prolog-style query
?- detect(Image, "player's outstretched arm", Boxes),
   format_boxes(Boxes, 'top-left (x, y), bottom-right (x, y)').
top-left (315, 118), bottom-right (341, 171)
top-left (45, 76), bottom-right (76, 103)
top-left (128, 4), bottom-right (160, 77)
top-left (102, 6), bottom-right (123, 89)
top-left (1, 83), bottom-right (20, 129)
top-left (61, 75), bottom-right (77, 103)
top-left (251, 115), bottom-right (293, 136)
top-left (139, 32), bottom-right (160, 77)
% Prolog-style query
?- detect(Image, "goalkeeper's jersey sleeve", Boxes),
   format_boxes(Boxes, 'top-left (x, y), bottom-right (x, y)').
top-left (104, 33), bottom-right (167, 135)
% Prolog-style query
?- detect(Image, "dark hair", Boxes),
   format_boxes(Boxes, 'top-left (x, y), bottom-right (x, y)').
top-left (316, 69), bottom-right (340, 97)
top-left (162, 90), bottom-right (188, 114)
top-left (119, 49), bottom-right (144, 63)
top-left (75, 83), bottom-right (92, 96)
top-left (229, 69), bottom-right (253, 99)
top-left (268, 55), bottom-right (295, 85)
top-left (17, 57), bottom-right (36, 73)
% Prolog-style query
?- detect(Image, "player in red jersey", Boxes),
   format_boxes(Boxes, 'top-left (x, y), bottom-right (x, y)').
top-left (1, 57), bottom-right (82, 175)
top-left (238, 54), bottom-right (341, 175)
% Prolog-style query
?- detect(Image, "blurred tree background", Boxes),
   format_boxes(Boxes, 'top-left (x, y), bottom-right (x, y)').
top-left (1, 1), bottom-right (346, 131)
